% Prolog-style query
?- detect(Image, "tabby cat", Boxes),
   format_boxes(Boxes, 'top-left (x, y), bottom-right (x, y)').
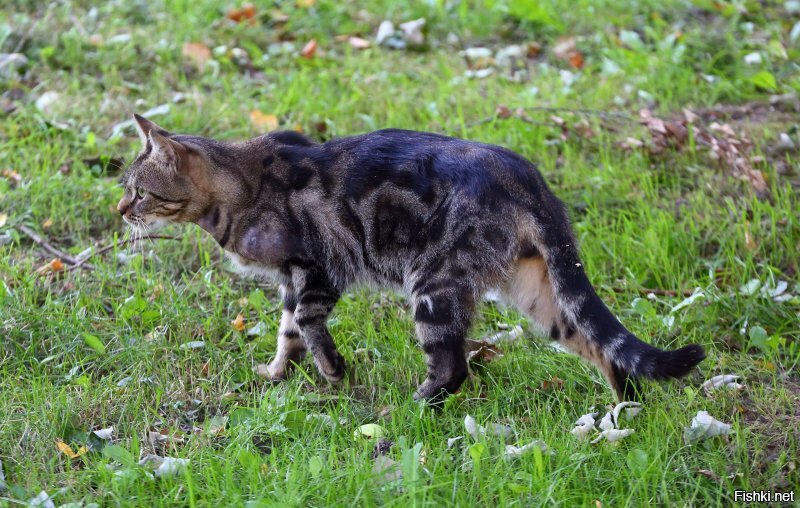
top-left (118, 114), bottom-right (705, 402)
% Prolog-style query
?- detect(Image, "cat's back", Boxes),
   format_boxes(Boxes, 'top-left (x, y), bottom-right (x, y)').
top-left (323, 128), bottom-right (545, 205)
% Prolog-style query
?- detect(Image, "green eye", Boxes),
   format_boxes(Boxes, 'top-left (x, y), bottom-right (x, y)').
top-left (135, 187), bottom-right (147, 198)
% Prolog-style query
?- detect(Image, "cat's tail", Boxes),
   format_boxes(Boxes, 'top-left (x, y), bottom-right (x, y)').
top-left (524, 221), bottom-right (705, 401)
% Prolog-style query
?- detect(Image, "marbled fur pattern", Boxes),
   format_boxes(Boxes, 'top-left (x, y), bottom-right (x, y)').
top-left (118, 115), bottom-right (705, 403)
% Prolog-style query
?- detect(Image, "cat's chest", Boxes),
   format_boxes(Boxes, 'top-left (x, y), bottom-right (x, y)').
top-left (223, 225), bottom-right (294, 282)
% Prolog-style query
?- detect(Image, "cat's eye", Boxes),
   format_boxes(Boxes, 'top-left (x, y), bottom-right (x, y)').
top-left (135, 187), bottom-right (147, 199)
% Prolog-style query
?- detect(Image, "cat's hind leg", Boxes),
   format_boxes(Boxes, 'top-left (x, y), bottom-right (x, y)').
top-left (502, 256), bottom-right (638, 400)
top-left (264, 284), bottom-right (307, 381)
top-left (410, 273), bottom-right (473, 402)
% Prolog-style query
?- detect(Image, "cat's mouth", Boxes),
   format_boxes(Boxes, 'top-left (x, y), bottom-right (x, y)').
top-left (123, 215), bottom-right (169, 234)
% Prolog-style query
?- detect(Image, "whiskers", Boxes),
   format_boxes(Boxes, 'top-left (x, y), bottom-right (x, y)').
top-left (125, 216), bottom-right (157, 259)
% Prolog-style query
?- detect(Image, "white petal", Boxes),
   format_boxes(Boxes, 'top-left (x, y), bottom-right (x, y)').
top-left (591, 428), bottom-right (634, 443)
top-left (684, 411), bottom-right (732, 443)
top-left (598, 412), bottom-right (615, 431)
top-left (92, 426), bottom-right (114, 440)
top-left (612, 402), bottom-right (642, 422)
top-left (154, 457), bottom-right (190, 477)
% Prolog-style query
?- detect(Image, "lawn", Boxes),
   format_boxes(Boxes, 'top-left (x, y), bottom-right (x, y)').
top-left (1, 0), bottom-right (799, 506)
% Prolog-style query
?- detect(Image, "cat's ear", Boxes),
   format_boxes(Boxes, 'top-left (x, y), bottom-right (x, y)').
top-left (148, 130), bottom-right (179, 163)
top-left (133, 114), bottom-right (168, 146)
top-left (149, 130), bottom-right (204, 177)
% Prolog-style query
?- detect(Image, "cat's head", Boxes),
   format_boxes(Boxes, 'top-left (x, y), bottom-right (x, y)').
top-left (117, 115), bottom-right (212, 231)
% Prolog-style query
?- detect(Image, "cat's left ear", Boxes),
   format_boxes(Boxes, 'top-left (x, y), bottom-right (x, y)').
top-left (133, 114), bottom-right (169, 146)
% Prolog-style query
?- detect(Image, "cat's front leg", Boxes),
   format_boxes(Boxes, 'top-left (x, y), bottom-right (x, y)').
top-left (293, 268), bottom-right (346, 383)
top-left (264, 284), bottom-right (307, 381)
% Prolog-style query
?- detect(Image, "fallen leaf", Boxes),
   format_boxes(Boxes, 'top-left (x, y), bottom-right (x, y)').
top-left (701, 374), bottom-right (744, 395)
top-left (231, 313), bottom-right (246, 332)
top-left (696, 469), bottom-right (721, 482)
top-left (504, 440), bottom-right (550, 458)
top-left (399, 18), bottom-right (425, 47)
top-left (541, 375), bottom-right (564, 391)
top-left (226, 3), bottom-right (256, 23)
top-left (591, 428), bottom-right (634, 444)
top-left (42, 218), bottom-right (53, 229)
top-left (28, 491), bottom-right (55, 508)
top-left (139, 455), bottom-right (190, 477)
top-left (250, 111), bottom-right (279, 131)
top-left (465, 340), bottom-right (503, 364)
top-left (372, 455), bottom-right (402, 485)
top-left (182, 42), bottom-right (212, 70)
top-left (348, 36), bottom-right (370, 49)
top-left (598, 412), bottom-right (615, 431)
top-left (35, 258), bottom-right (65, 275)
top-left (56, 440), bottom-right (88, 459)
top-left (375, 20), bottom-right (395, 45)
top-left (684, 411), bottom-right (732, 444)
top-left (568, 51), bottom-right (585, 69)
top-left (612, 401), bottom-right (642, 421)
top-left (354, 423), bottom-right (386, 440)
top-left (0, 213), bottom-right (7, 227)
top-left (2, 169), bottom-right (21, 185)
top-left (92, 426), bottom-right (114, 440)
top-left (300, 39), bottom-right (318, 59)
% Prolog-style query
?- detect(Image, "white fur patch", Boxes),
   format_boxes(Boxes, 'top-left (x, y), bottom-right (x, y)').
top-left (226, 252), bottom-right (281, 281)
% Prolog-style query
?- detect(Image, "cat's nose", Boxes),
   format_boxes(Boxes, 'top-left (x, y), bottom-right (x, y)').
top-left (117, 199), bottom-right (128, 216)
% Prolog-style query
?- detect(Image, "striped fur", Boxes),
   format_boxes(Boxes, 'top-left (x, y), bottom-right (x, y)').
top-left (118, 115), bottom-right (705, 402)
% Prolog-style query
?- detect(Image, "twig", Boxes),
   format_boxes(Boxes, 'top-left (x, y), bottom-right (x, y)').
top-left (610, 286), bottom-right (695, 297)
top-left (68, 234), bottom-right (179, 271)
top-left (18, 225), bottom-right (93, 269)
top-left (521, 106), bottom-right (636, 123)
top-left (464, 115), bottom-right (560, 129)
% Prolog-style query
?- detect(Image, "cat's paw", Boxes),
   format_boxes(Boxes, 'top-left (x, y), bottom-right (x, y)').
top-left (314, 352), bottom-right (346, 383)
top-left (254, 361), bottom-right (291, 383)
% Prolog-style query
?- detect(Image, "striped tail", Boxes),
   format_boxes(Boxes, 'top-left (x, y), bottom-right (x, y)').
top-left (535, 224), bottom-right (705, 400)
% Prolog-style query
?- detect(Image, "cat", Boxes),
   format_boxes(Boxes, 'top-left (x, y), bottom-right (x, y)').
top-left (117, 114), bottom-right (705, 403)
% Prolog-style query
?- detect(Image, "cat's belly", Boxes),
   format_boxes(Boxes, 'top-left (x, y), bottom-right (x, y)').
top-left (225, 252), bottom-right (284, 282)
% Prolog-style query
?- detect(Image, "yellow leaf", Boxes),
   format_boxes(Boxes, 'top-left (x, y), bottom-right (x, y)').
top-left (42, 217), bottom-right (53, 229)
top-left (0, 213), bottom-right (7, 227)
top-left (297, 0), bottom-right (315, 7)
top-left (231, 313), bottom-right (246, 332)
top-left (250, 111), bottom-right (279, 131)
top-left (35, 258), bottom-right (65, 275)
top-left (56, 440), bottom-right (88, 459)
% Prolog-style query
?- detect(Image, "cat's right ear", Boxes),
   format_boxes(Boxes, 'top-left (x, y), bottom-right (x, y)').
top-left (132, 114), bottom-right (167, 146)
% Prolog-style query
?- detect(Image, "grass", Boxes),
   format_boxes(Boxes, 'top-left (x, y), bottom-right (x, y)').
top-left (1, 0), bottom-right (799, 506)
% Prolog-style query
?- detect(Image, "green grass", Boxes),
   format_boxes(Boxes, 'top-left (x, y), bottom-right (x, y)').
top-left (1, 1), bottom-right (799, 506)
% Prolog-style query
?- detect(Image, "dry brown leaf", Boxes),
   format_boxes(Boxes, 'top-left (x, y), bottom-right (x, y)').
top-left (182, 42), bottom-right (212, 70)
top-left (348, 36), bottom-right (371, 50)
top-left (35, 258), bottom-right (64, 275)
top-left (465, 339), bottom-right (503, 364)
top-left (56, 441), bottom-right (88, 459)
top-left (226, 3), bottom-right (256, 23)
top-left (568, 51), bottom-right (585, 69)
top-left (2, 169), bottom-right (21, 185)
top-left (496, 105), bottom-right (513, 119)
top-left (250, 111), bottom-right (279, 131)
top-left (541, 375), bottom-right (565, 391)
top-left (231, 313), bottom-right (246, 332)
top-left (300, 39), bottom-right (318, 59)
